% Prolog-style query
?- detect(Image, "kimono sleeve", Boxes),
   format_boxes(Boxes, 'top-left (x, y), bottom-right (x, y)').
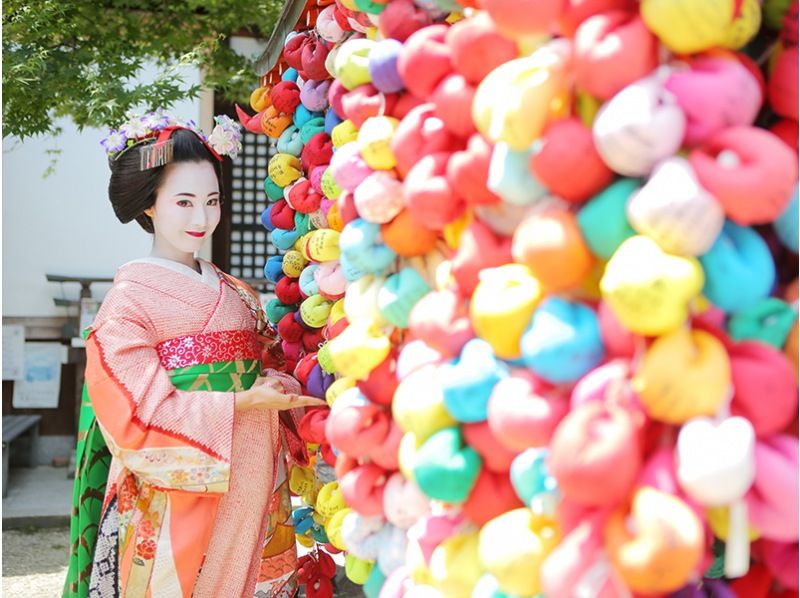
top-left (84, 292), bottom-right (236, 494)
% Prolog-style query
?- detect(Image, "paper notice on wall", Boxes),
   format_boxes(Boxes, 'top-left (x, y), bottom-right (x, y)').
top-left (12, 342), bottom-right (66, 409)
top-left (3, 325), bottom-right (25, 381)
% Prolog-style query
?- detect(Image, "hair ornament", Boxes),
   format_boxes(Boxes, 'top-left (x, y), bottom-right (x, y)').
top-left (101, 108), bottom-right (243, 170)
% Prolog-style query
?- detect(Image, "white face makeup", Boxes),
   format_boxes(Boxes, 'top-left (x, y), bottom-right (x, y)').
top-left (145, 161), bottom-right (221, 269)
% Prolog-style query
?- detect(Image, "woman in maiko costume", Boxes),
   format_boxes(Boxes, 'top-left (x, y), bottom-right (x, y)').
top-left (64, 111), bottom-right (324, 598)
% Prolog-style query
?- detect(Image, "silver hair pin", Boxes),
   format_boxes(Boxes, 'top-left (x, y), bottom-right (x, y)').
top-left (139, 139), bottom-right (175, 170)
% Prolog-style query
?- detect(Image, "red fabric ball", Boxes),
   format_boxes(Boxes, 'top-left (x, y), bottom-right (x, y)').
top-left (339, 463), bottom-right (389, 516)
top-left (301, 37), bottom-right (331, 82)
top-left (445, 12), bottom-right (518, 84)
top-left (446, 133), bottom-right (500, 206)
top-left (558, 0), bottom-right (637, 36)
top-left (336, 191), bottom-right (359, 226)
top-left (462, 421), bottom-right (517, 472)
top-left (404, 152), bottom-right (466, 230)
top-left (389, 92), bottom-right (425, 120)
top-left (341, 84), bottom-right (398, 128)
top-left (327, 79), bottom-right (348, 120)
top-left (284, 34), bottom-right (309, 71)
top-left (378, 0), bottom-right (432, 42)
top-left (294, 353), bottom-right (319, 389)
top-left (275, 277), bottom-right (302, 305)
top-left (271, 80), bottom-right (302, 115)
top-left (357, 349), bottom-right (399, 406)
top-left (287, 178), bottom-right (324, 214)
top-left (770, 119), bottom-right (799, 154)
top-left (730, 341), bottom-right (799, 437)
top-left (451, 219), bottom-right (513, 296)
top-left (397, 25), bottom-right (454, 100)
top-left (390, 103), bottom-right (462, 177)
top-left (302, 328), bottom-right (326, 353)
top-left (769, 45), bottom-right (799, 121)
top-left (529, 117), bottom-right (614, 204)
top-left (270, 199), bottom-right (296, 230)
top-left (462, 468), bottom-right (524, 526)
top-left (278, 312), bottom-right (305, 342)
top-left (301, 133), bottom-right (334, 173)
top-left (431, 74), bottom-right (478, 138)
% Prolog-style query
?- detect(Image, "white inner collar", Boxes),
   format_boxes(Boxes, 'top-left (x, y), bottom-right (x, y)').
top-left (122, 257), bottom-right (219, 290)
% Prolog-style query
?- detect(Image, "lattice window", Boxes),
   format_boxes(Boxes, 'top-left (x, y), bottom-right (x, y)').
top-left (218, 128), bottom-right (277, 291)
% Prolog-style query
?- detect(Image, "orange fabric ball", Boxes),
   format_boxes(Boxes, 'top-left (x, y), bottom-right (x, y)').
top-left (512, 210), bottom-right (594, 292)
top-left (381, 209), bottom-right (440, 257)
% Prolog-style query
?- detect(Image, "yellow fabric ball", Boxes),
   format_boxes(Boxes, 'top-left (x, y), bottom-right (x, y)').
top-left (392, 364), bottom-right (456, 441)
top-left (300, 294), bottom-right (334, 329)
top-left (316, 481), bottom-right (348, 518)
top-left (326, 376), bottom-right (356, 407)
top-left (332, 120), bottom-right (360, 148)
top-left (430, 531), bottom-right (483, 598)
top-left (478, 508), bottom-right (560, 596)
top-left (334, 39), bottom-right (375, 90)
top-left (472, 43), bottom-right (570, 150)
top-left (305, 229), bottom-right (341, 263)
top-left (326, 507), bottom-right (352, 551)
top-left (268, 153), bottom-right (303, 187)
top-left (600, 236), bottom-right (704, 336)
top-left (357, 116), bottom-right (399, 171)
top-left (634, 327), bottom-right (731, 424)
top-left (282, 250), bottom-right (307, 278)
top-left (328, 319), bottom-right (391, 380)
top-left (470, 264), bottom-right (541, 360)
top-left (345, 554), bottom-right (374, 585)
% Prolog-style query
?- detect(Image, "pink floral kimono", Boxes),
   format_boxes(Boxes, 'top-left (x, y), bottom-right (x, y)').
top-left (84, 257), bottom-right (298, 597)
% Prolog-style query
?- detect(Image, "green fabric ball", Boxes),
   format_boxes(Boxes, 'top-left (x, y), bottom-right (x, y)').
top-left (577, 179), bottom-right (638, 260)
top-left (264, 177), bottom-right (285, 202)
top-left (294, 211), bottom-right (311, 236)
top-left (317, 342), bottom-right (336, 374)
top-left (265, 299), bottom-right (295, 324)
top-left (728, 297), bottom-right (798, 348)
top-left (354, 0), bottom-right (387, 14)
top-left (413, 426), bottom-right (482, 503)
top-left (300, 117), bottom-right (326, 144)
top-left (378, 267), bottom-right (432, 329)
top-left (363, 563), bottom-right (386, 598)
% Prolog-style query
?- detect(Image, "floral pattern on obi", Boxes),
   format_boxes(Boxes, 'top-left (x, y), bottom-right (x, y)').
top-left (156, 329), bottom-right (260, 370)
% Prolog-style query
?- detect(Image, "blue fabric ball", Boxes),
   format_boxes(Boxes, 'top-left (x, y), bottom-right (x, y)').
top-left (263, 255), bottom-right (285, 284)
top-left (521, 297), bottom-right (605, 384)
top-left (440, 339), bottom-right (508, 423)
top-left (325, 109), bottom-right (343, 136)
top-left (260, 205), bottom-right (276, 231)
top-left (282, 67), bottom-right (299, 82)
top-left (700, 220), bottom-right (776, 313)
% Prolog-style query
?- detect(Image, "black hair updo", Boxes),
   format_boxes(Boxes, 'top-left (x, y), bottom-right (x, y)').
top-left (107, 129), bottom-right (224, 233)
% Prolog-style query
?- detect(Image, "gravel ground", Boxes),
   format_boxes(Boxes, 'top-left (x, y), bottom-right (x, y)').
top-left (2, 526), bottom-right (363, 597)
top-left (2, 525), bottom-right (69, 598)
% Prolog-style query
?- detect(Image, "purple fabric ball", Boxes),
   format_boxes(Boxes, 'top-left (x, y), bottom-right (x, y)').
top-left (368, 39), bottom-right (405, 94)
top-left (307, 363), bottom-right (335, 398)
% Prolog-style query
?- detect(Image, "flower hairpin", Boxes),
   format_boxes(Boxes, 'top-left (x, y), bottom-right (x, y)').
top-left (101, 109), bottom-right (243, 170)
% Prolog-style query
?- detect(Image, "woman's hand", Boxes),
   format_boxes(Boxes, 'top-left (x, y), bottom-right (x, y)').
top-left (235, 376), bottom-right (326, 411)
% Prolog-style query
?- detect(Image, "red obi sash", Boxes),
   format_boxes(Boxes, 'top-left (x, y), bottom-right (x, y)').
top-left (155, 330), bottom-right (261, 370)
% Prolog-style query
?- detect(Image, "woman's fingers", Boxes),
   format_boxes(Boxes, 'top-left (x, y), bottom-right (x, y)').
top-left (247, 385), bottom-right (327, 410)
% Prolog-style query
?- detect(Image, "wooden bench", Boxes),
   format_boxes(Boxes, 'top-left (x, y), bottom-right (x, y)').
top-left (2, 415), bottom-right (42, 498)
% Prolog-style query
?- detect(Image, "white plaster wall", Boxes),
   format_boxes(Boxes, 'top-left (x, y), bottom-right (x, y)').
top-left (2, 66), bottom-right (203, 317)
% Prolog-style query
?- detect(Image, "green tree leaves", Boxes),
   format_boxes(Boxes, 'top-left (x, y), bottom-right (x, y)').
top-left (3, 0), bottom-right (281, 139)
